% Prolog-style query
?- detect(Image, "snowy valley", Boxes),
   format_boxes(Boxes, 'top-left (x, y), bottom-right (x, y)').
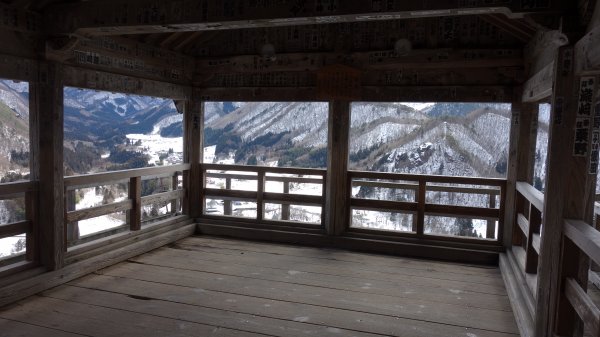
top-left (0, 78), bottom-right (560, 258)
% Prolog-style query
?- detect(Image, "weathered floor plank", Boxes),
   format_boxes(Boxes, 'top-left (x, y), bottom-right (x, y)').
top-left (0, 235), bottom-right (519, 337)
top-left (98, 261), bottom-right (518, 333)
top-left (172, 239), bottom-right (505, 285)
top-left (182, 236), bottom-right (500, 276)
top-left (132, 247), bottom-right (512, 311)
top-left (0, 317), bottom-right (88, 337)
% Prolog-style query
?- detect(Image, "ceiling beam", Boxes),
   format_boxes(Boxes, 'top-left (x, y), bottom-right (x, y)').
top-left (46, 0), bottom-right (557, 36)
top-left (196, 48), bottom-right (523, 75)
top-left (195, 85), bottom-right (511, 103)
top-left (46, 35), bottom-right (195, 84)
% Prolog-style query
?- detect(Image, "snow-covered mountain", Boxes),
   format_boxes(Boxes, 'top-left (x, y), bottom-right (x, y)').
top-left (0, 81), bottom-right (29, 173)
top-left (63, 87), bottom-right (181, 145)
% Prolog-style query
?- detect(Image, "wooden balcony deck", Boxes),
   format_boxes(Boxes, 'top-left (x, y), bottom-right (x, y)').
top-left (0, 236), bottom-right (518, 337)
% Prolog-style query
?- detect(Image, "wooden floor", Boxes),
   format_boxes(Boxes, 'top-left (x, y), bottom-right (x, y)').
top-left (0, 236), bottom-right (519, 337)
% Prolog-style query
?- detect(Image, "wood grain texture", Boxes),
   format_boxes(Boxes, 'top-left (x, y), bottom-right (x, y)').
top-left (47, 0), bottom-right (550, 35)
top-left (66, 200), bottom-right (132, 223)
top-left (129, 176), bottom-right (142, 231)
top-left (516, 181), bottom-right (544, 211)
top-left (564, 277), bottom-right (600, 335)
top-left (64, 164), bottom-right (190, 188)
top-left (0, 222), bottom-right (194, 308)
top-left (564, 219), bottom-right (600, 266)
top-left (325, 100), bottom-right (350, 236)
top-left (33, 62), bottom-right (65, 270)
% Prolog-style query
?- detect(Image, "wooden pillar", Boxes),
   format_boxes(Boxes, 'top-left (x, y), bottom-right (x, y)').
top-left (535, 46), bottom-right (597, 336)
top-left (183, 96), bottom-right (202, 218)
top-left (32, 62), bottom-right (64, 270)
top-left (281, 182), bottom-right (290, 220)
top-left (325, 100), bottom-right (350, 236)
top-left (128, 176), bottom-right (141, 231)
top-left (503, 95), bottom-right (538, 247)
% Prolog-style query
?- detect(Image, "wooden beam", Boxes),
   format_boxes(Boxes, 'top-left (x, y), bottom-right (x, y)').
top-left (196, 85), bottom-right (511, 102)
top-left (66, 200), bottom-right (133, 223)
top-left (0, 221), bottom-right (31, 238)
top-left (46, 0), bottom-right (555, 36)
top-left (196, 49), bottom-right (523, 74)
top-left (32, 62), bottom-right (65, 270)
top-left (183, 97), bottom-right (203, 218)
top-left (196, 69), bottom-right (521, 93)
top-left (47, 35), bottom-right (194, 85)
top-left (522, 61), bottom-right (554, 102)
top-left (503, 97), bottom-right (537, 247)
top-left (535, 46), bottom-right (597, 336)
top-left (516, 181), bottom-right (544, 211)
top-left (326, 100), bottom-right (350, 236)
top-left (564, 219), bottom-right (600, 266)
top-left (564, 277), bottom-right (600, 335)
top-left (479, 15), bottom-right (535, 43)
top-left (64, 164), bottom-right (191, 188)
top-left (129, 177), bottom-right (142, 231)
top-left (524, 29), bottom-right (568, 75)
top-left (62, 65), bottom-right (192, 100)
top-left (173, 32), bottom-right (203, 52)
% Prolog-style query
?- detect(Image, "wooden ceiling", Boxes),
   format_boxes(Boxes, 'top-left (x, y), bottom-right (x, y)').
top-left (0, 0), bottom-right (595, 103)
top-left (0, 0), bottom-right (578, 58)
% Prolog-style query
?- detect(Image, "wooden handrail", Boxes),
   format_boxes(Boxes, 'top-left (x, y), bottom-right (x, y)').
top-left (0, 181), bottom-right (37, 196)
top-left (351, 179), bottom-right (501, 195)
top-left (349, 170), bottom-right (506, 186)
top-left (564, 278), bottom-right (600, 335)
top-left (64, 166), bottom-right (187, 247)
top-left (203, 163), bottom-right (325, 176)
top-left (564, 219), bottom-right (600, 266)
top-left (0, 221), bottom-right (31, 239)
top-left (64, 163), bottom-right (190, 188)
top-left (66, 200), bottom-right (133, 223)
top-left (516, 181), bottom-right (544, 211)
top-left (206, 172), bottom-right (323, 184)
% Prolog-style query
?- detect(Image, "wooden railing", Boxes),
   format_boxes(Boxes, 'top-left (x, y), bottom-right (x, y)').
top-left (0, 180), bottom-right (37, 275)
top-left (64, 164), bottom-right (190, 247)
top-left (511, 181), bottom-right (544, 298)
top-left (201, 164), bottom-right (326, 225)
top-left (349, 170), bottom-right (505, 241)
top-left (559, 219), bottom-right (600, 335)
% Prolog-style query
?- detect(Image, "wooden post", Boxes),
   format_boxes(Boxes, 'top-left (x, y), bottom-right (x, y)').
top-left (182, 97), bottom-right (203, 218)
top-left (417, 180), bottom-right (426, 236)
top-left (65, 189), bottom-right (79, 243)
top-left (525, 205), bottom-right (541, 273)
top-left (503, 97), bottom-right (538, 247)
top-left (128, 176), bottom-right (141, 231)
top-left (171, 172), bottom-right (179, 214)
top-left (224, 178), bottom-right (232, 216)
top-left (281, 182), bottom-right (290, 220)
top-left (257, 171), bottom-right (265, 221)
top-left (32, 62), bottom-right (65, 270)
top-left (486, 193), bottom-right (496, 239)
top-left (535, 46), bottom-right (597, 336)
top-left (325, 100), bottom-right (350, 236)
top-left (25, 190), bottom-right (37, 262)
